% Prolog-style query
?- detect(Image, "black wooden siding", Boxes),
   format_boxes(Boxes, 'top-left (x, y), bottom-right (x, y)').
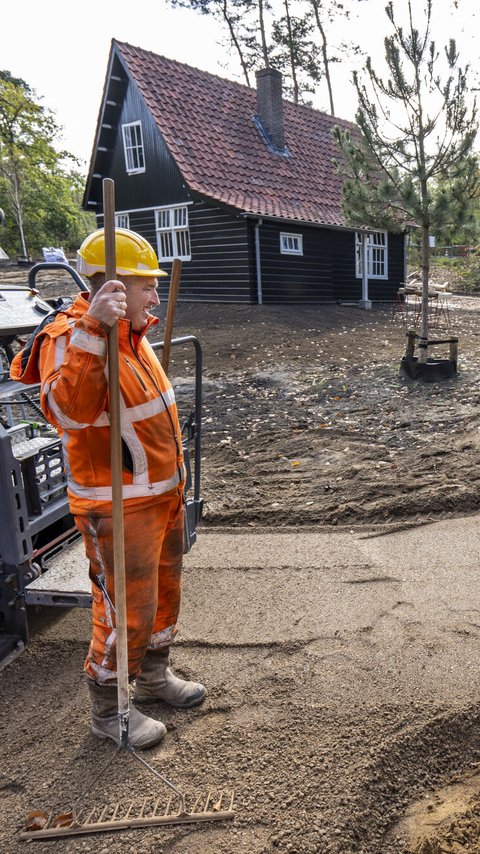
top-left (255, 220), bottom-right (334, 303)
top-left (158, 201), bottom-right (253, 303)
top-left (257, 223), bottom-right (404, 304)
top-left (373, 232), bottom-right (405, 301)
top-left (99, 201), bottom-right (254, 303)
top-left (115, 90), bottom-right (188, 211)
top-left (90, 69), bottom-right (189, 213)
top-left (331, 229), bottom-right (360, 302)
top-left (92, 62), bottom-right (254, 303)
top-left (332, 229), bottom-right (404, 303)
top-left (96, 196), bottom-right (405, 304)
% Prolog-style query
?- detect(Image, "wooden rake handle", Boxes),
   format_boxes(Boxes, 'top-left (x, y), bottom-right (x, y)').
top-left (103, 178), bottom-right (129, 726)
top-left (161, 258), bottom-right (182, 374)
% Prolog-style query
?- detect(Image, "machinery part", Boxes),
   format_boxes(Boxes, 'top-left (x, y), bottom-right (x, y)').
top-left (27, 261), bottom-right (88, 293)
top-left (77, 227), bottom-right (167, 278)
top-left (20, 391), bottom-right (47, 423)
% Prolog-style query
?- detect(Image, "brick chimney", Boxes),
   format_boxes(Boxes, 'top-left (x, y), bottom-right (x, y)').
top-left (255, 68), bottom-right (285, 150)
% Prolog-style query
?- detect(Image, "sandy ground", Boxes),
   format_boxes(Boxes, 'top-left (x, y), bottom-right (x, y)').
top-left (2, 264), bottom-right (480, 852)
top-left (2, 522), bottom-right (480, 854)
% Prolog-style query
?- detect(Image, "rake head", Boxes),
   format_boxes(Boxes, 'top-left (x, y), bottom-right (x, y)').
top-left (21, 735), bottom-right (234, 842)
top-left (21, 789), bottom-right (235, 840)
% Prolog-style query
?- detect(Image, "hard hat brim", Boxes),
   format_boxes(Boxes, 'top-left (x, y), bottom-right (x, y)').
top-left (77, 228), bottom-right (169, 278)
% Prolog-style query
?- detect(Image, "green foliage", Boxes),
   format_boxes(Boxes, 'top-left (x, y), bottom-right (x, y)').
top-left (333, 1), bottom-right (479, 239)
top-left (0, 69), bottom-right (31, 92)
top-left (459, 250), bottom-right (480, 292)
top-left (332, 0), bottom-right (479, 340)
top-left (334, 0), bottom-right (480, 344)
top-left (0, 74), bottom-right (95, 258)
top-left (271, 8), bottom-right (321, 104)
top-left (430, 255), bottom-right (465, 270)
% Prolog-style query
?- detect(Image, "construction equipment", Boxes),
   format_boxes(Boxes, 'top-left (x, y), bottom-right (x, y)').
top-left (0, 261), bottom-right (203, 669)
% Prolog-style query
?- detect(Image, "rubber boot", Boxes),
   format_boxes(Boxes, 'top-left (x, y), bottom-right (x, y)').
top-left (86, 678), bottom-right (166, 749)
top-left (134, 650), bottom-right (206, 709)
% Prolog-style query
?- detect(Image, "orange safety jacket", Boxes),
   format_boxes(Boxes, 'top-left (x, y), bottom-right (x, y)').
top-left (10, 293), bottom-right (185, 516)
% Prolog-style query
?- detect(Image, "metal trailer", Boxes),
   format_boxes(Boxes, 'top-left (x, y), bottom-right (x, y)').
top-left (0, 262), bottom-right (203, 669)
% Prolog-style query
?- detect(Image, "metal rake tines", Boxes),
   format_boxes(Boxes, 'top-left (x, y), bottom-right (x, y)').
top-left (191, 789), bottom-right (235, 815)
top-left (20, 790), bottom-right (235, 840)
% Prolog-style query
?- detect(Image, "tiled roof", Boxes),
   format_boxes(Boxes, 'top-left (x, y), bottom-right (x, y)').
top-left (115, 40), bottom-right (357, 228)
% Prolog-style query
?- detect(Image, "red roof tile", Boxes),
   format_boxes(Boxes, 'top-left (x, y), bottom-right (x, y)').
top-left (115, 40), bottom-right (356, 228)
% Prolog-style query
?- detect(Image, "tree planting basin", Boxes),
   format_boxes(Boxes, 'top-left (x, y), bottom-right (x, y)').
top-left (400, 356), bottom-right (457, 382)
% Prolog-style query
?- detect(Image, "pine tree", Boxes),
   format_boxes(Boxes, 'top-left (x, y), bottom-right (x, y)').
top-left (167, 0), bottom-right (362, 110)
top-left (333, 0), bottom-right (479, 358)
top-left (167, 0), bottom-right (265, 86)
top-left (271, 3), bottom-right (321, 104)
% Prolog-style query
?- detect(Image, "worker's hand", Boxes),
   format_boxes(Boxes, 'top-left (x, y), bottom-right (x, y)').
top-left (86, 280), bottom-right (127, 328)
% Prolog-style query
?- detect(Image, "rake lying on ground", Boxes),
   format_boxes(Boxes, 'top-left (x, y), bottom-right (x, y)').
top-left (22, 770), bottom-right (234, 841)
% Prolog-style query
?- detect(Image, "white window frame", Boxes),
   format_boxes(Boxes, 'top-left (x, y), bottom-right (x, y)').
top-left (121, 121), bottom-right (145, 174)
top-left (355, 231), bottom-right (388, 279)
top-left (280, 232), bottom-right (303, 255)
top-left (155, 204), bottom-right (191, 261)
top-left (115, 213), bottom-right (130, 229)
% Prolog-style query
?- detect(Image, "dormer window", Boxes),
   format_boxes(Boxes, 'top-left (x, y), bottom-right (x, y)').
top-left (122, 121), bottom-right (145, 174)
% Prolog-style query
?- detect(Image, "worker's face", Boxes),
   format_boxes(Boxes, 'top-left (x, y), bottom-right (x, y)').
top-left (124, 276), bottom-right (160, 331)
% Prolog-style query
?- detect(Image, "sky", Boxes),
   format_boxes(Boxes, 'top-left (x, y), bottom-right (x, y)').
top-left (0, 0), bottom-right (477, 168)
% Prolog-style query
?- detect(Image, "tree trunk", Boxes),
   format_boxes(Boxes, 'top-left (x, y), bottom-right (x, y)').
top-left (11, 170), bottom-right (28, 258)
top-left (284, 0), bottom-right (299, 103)
top-left (258, 0), bottom-right (269, 67)
top-left (419, 223), bottom-right (430, 363)
top-left (310, 0), bottom-right (335, 116)
top-left (222, 0), bottom-right (251, 86)
top-left (18, 211), bottom-right (28, 259)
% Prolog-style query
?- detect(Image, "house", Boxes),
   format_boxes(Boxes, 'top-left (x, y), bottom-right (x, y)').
top-left (82, 40), bottom-right (406, 305)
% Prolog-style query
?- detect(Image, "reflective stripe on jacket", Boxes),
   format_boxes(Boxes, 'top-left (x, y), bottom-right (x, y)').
top-left (10, 293), bottom-right (185, 516)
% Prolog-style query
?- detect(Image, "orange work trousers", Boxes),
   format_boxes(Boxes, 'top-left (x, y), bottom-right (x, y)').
top-left (76, 490), bottom-right (184, 684)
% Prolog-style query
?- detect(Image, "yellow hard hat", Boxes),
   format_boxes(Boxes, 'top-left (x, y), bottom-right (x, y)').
top-left (77, 228), bottom-right (167, 278)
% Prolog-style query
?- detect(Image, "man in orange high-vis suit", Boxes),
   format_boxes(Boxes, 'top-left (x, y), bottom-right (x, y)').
top-left (10, 228), bottom-right (205, 749)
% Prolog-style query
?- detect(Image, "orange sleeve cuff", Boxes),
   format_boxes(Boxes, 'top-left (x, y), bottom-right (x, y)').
top-left (76, 313), bottom-right (110, 337)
